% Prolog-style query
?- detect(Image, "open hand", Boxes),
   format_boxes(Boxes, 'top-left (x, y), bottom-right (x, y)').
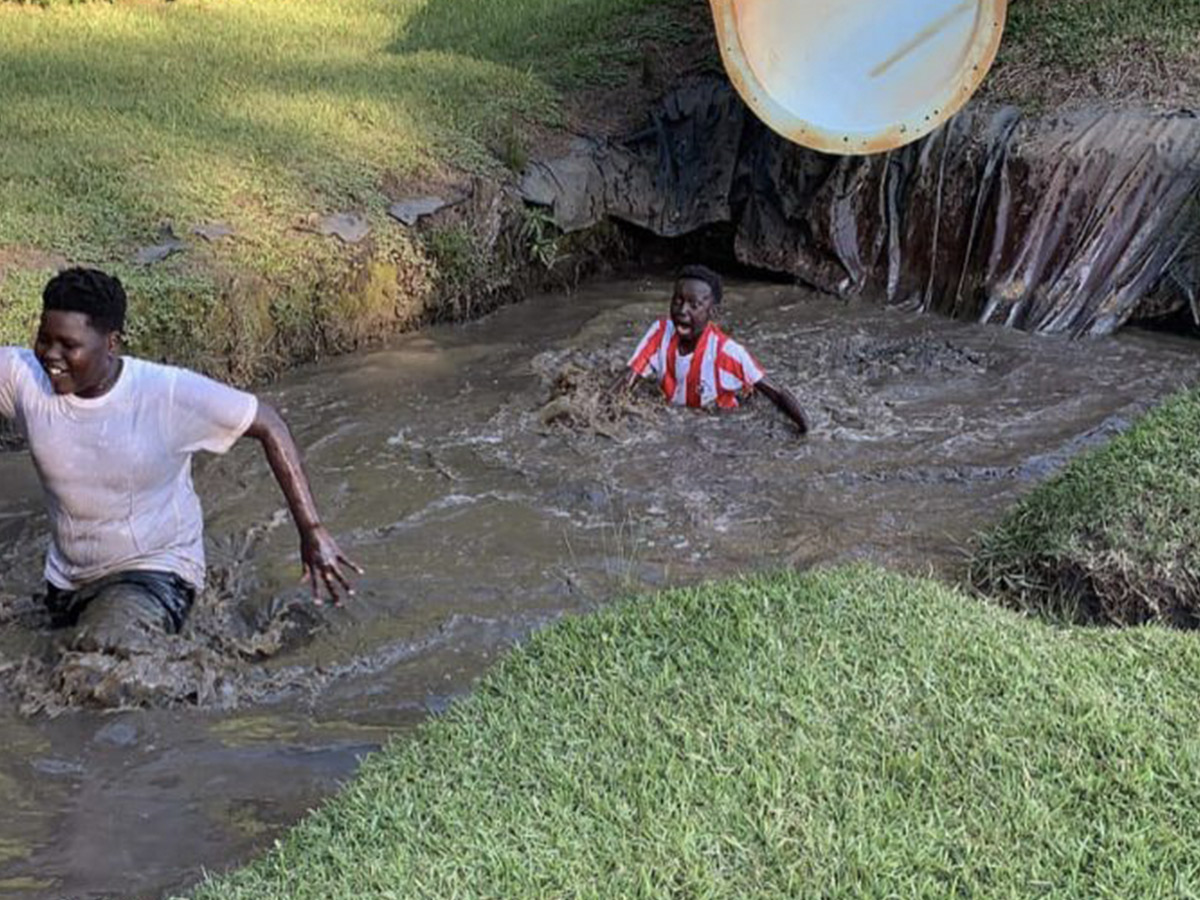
top-left (299, 523), bottom-right (363, 606)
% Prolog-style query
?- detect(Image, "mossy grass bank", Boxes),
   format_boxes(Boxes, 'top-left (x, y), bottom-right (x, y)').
top-left (193, 566), bottom-right (1200, 898)
top-left (971, 387), bottom-right (1200, 626)
top-left (0, 0), bottom-right (695, 380)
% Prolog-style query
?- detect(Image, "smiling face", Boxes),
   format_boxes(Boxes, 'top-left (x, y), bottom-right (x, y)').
top-left (34, 309), bottom-right (119, 397)
top-left (670, 277), bottom-right (716, 351)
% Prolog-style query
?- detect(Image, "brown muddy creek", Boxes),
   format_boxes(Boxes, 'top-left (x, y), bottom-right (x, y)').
top-left (1, 277), bottom-right (1198, 898)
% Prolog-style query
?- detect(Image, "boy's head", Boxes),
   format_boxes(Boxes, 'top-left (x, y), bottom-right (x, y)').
top-left (35, 268), bottom-right (126, 396)
top-left (670, 265), bottom-right (722, 346)
top-left (42, 267), bottom-right (127, 335)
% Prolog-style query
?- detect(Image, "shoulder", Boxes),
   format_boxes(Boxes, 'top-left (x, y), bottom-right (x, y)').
top-left (715, 331), bottom-right (752, 359)
top-left (115, 356), bottom-right (174, 383)
top-left (148, 360), bottom-right (256, 411)
top-left (713, 332), bottom-right (765, 380)
top-left (123, 356), bottom-right (182, 379)
top-left (1, 346), bottom-right (38, 371)
top-left (0, 347), bottom-right (46, 389)
top-left (720, 335), bottom-right (747, 354)
top-left (644, 317), bottom-right (669, 335)
top-left (121, 359), bottom-right (255, 413)
top-left (125, 358), bottom-right (237, 392)
top-left (652, 317), bottom-right (676, 340)
top-left (633, 317), bottom-right (672, 348)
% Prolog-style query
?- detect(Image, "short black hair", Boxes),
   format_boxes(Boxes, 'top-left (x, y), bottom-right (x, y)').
top-left (42, 267), bottom-right (127, 334)
top-left (676, 264), bottom-right (723, 306)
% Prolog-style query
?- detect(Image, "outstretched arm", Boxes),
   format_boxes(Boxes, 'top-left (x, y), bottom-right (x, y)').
top-left (244, 401), bottom-right (362, 604)
top-left (755, 378), bottom-right (808, 435)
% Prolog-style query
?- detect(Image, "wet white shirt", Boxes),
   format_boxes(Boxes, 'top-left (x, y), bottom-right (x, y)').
top-left (0, 348), bottom-right (257, 590)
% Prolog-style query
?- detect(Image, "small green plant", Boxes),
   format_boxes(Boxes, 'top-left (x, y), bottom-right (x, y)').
top-left (519, 205), bottom-right (562, 270)
top-left (424, 226), bottom-right (481, 292)
top-left (494, 120), bottom-right (529, 174)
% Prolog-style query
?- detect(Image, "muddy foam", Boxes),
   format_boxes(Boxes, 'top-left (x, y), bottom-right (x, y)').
top-left (0, 513), bottom-right (328, 716)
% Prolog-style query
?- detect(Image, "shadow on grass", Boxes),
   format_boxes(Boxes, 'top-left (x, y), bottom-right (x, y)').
top-left (390, 0), bottom-right (702, 86)
top-left (0, 22), bottom-right (547, 260)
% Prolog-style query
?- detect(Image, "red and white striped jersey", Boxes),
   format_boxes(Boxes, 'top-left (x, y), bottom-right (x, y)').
top-left (627, 318), bottom-right (765, 408)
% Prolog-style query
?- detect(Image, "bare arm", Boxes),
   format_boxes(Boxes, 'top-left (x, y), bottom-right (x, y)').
top-left (244, 401), bottom-right (362, 604)
top-left (755, 378), bottom-right (809, 435)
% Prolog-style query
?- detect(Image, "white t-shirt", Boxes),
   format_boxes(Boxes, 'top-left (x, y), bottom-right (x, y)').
top-left (0, 348), bottom-right (258, 590)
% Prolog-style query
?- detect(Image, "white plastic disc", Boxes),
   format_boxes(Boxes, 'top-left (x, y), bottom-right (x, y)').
top-left (710, 0), bottom-right (1007, 154)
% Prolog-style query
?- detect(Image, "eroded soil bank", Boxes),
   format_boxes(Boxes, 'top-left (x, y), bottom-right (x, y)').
top-left (523, 80), bottom-right (1200, 338)
top-left (1, 276), bottom-right (1199, 897)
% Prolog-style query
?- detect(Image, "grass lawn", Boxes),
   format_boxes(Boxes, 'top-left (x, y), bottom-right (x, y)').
top-left (971, 387), bottom-right (1200, 627)
top-left (192, 566), bottom-right (1200, 898)
top-left (990, 0), bottom-right (1200, 110)
top-left (0, 0), bottom-right (696, 377)
top-left (1005, 0), bottom-right (1198, 68)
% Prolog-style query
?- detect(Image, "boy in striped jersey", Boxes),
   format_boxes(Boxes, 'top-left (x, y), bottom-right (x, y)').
top-left (615, 265), bottom-right (809, 434)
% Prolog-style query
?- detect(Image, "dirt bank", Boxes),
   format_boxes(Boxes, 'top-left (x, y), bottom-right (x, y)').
top-left (524, 79), bottom-right (1200, 337)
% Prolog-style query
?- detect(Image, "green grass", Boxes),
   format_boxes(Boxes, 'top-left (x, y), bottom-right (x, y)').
top-left (972, 388), bottom-right (1200, 626)
top-left (0, 0), bottom-right (692, 376)
top-left (1004, 0), bottom-right (1199, 70)
top-left (192, 566), bottom-right (1200, 898)
top-left (394, 0), bottom-right (701, 88)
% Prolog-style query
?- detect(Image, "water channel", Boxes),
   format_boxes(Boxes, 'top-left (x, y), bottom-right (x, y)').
top-left (2, 276), bottom-right (1198, 898)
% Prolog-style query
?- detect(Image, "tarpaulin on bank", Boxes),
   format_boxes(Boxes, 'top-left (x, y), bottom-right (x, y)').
top-left (521, 80), bottom-right (1200, 336)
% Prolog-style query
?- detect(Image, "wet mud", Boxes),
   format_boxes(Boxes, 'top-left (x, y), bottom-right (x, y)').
top-left (1, 277), bottom-right (1199, 897)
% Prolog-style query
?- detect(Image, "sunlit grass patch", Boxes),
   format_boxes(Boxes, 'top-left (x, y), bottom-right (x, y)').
top-left (972, 388), bottom-right (1200, 626)
top-left (991, 0), bottom-right (1200, 110)
top-left (0, 0), bottom-right (679, 373)
top-left (193, 566), bottom-right (1200, 898)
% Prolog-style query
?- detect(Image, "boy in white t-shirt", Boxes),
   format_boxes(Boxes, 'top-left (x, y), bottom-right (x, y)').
top-left (0, 268), bottom-right (360, 653)
top-left (614, 265), bottom-right (809, 433)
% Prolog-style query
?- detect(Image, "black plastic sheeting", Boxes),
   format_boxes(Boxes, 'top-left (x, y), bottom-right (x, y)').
top-left (520, 80), bottom-right (1200, 336)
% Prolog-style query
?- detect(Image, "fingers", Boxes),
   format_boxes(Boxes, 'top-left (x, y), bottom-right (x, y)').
top-left (300, 563), bottom-right (323, 606)
top-left (301, 536), bottom-right (364, 607)
top-left (325, 564), bottom-right (355, 606)
top-left (321, 567), bottom-right (343, 606)
top-left (304, 559), bottom-right (358, 606)
top-left (338, 556), bottom-right (364, 578)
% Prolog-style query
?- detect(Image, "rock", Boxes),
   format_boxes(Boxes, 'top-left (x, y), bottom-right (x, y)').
top-left (133, 224), bottom-right (186, 266)
top-left (31, 757), bottom-right (83, 777)
top-left (387, 196), bottom-right (453, 226)
top-left (93, 719), bottom-right (139, 748)
top-left (316, 212), bottom-right (370, 244)
top-left (191, 222), bottom-right (236, 242)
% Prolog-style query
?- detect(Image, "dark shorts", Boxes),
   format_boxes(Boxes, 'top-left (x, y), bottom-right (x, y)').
top-left (45, 570), bottom-right (195, 654)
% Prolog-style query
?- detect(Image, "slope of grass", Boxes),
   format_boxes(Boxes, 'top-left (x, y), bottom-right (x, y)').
top-left (990, 0), bottom-right (1200, 110)
top-left (1005, 0), bottom-right (1199, 69)
top-left (192, 566), bottom-right (1200, 898)
top-left (0, 0), bottom-right (691, 376)
top-left (972, 388), bottom-right (1200, 626)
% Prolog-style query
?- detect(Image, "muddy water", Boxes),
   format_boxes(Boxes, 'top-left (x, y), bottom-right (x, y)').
top-left (1, 277), bottom-right (1198, 898)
